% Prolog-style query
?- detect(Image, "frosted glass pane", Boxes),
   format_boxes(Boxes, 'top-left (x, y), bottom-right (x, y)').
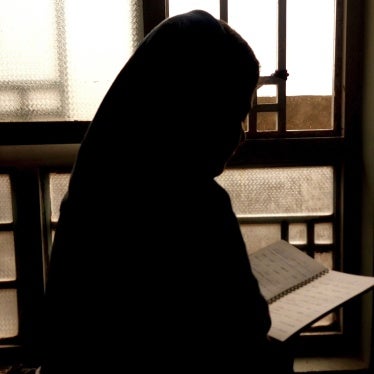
top-left (310, 312), bottom-right (336, 329)
top-left (0, 175), bottom-right (13, 223)
top-left (240, 223), bottom-right (281, 254)
top-left (168, 0), bottom-right (219, 18)
top-left (289, 223), bottom-right (307, 245)
top-left (49, 173), bottom-right (70, 222)
top-left (0, 232), bottom-right (16, 281)
top-left (314, 222), bottom-right (333, 244)
top-left (216, 166), bottom-right (333, 217)
top-left (257, 112), bottom-right (278, 132)
top-left (228, 1), bottom-right (278, 76)
top-left (0, 289), bottom-right (18, 339)
top-left (63, 0), bottom-right (139, 119)
top-left (314, 251), bottom-right (333, 270)
top-left (286, 96), bottom-right (332, 131)
top-left (0, 0), bottom-right (141, 121)
top-left (0, 0), bottom-right (57, 81)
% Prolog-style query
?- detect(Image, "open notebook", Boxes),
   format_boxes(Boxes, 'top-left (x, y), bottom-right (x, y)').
top-left (249, 240), bottom-right (374, 342)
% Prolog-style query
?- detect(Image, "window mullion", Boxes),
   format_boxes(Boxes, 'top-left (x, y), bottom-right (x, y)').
top-left (277, 0), bottom-right (287, 133)
top-left (220, 0), bottom-right (228, 22)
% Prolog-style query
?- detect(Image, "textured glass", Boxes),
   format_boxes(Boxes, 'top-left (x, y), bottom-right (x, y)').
top-left (0, 1), bottom-right (57, 81)
top-left (257, 112), bottom-right (278, 132)
top-left (314, 222), bottom-right (333, 244)
top-left (289, 223), bottom-right (307, 245)
top-left (0, 289), bottom-right (18, 339)
top-left (240, 223), bottom-right (281, 254)
top-left (310, 313), bottom-right (336, 328)
top-left (0, 175), bottom-right (13, 223)
top-left (0, 232), bottom-right (16, 281)
top-left (168, 0), bottom-right (219, 18)
top-left (286, 96), bottom-right (332, 131)
top-left (314, 251), bottom-right (333, 270)
top-left (49, 173), bottom-right (70, 222)
top-left (216, 166), bottom-right (333, 217)
top-left (0, 0), bottom-right (142, 122)
top-left (228, 1), bottom-right (278, 77)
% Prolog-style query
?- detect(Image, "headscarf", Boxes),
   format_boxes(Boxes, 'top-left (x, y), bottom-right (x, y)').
top-left (71, 9), bottom-right (259, 184)
top-left (42, 10), bottom-right (269, 374)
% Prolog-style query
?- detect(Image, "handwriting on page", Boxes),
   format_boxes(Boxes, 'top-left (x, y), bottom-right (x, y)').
top-left (268, 270), bottom-right (374, 341)
top-left (250, 244), bottom-right (327, 302)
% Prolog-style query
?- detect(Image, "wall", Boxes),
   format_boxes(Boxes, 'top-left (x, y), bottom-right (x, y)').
top-left (361, 0), bottom-right (374, 367)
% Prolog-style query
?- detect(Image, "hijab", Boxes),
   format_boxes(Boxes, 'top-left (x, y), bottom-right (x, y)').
top-left (71, 9), bottom-right (259, 186)
top-left (42, 10), bottom-right (269, 374)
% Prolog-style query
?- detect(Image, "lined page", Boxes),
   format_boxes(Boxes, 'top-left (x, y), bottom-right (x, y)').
top-left (249, 240), bottom-right (328, 302)
top-left (268, 270), bottom-right (374, 341)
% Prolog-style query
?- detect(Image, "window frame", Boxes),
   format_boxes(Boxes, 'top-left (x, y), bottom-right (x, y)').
top-left (0, 0), bottom-right (369, 370)
top-left (146, 0), bottom-right (368, 361)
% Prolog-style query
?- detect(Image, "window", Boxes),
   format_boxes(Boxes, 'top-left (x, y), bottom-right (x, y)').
top-left (165, 0), bottom-right (368, 366)
top-left (0, 0), bottom-right (371, 371)
top-left (207, 0), bottom-right (341, 339)
top-left (0, 0), bottom-right (143, 366)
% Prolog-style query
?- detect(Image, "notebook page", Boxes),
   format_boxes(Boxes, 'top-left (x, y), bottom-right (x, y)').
top-left (249, 240), bottom-right (328, 302)
top-left (268, 270), bottom-right (374, 341)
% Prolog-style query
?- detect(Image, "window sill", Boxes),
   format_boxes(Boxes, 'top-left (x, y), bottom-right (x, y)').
top-left (294, 356), bottom-right (369, 373)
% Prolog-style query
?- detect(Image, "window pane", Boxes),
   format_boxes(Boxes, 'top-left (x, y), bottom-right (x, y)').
top-left (168, 0), bottom-right (219, 18)
top-left (314, 222), bottom-right (333, 244)
top-left (286, 96), bottom-right (332, 131)
top-left (228, 1), bottom-right (278, 77)
top-left (216, 166), bottom-right (334, 217)
top-left (289, 223), bottom-right (308, 245)
top-left (287, 0), bottom-right (335, 96)
top-left (0, 175), bottom-right (13, 223)
top-left (257, 112), bottom-right (278, 132)
top-left (0, 0), bottom-right (141, 121)
top-left (314, 251), bottom-right (333, 269)
top-left (286, 0), bottom-right (335, 130)
top-left (0, 1), bottom-right (57, 81)
top-left (240, 223), bottom-right (281, 254)
top-left (0, 232), bottom-right (16, 281)
top-left (49, 173), bottom-right (70, 222)
top-left (0, 289), bottom-right (18, 339)
top-left (257, 85), bottom-right (277, 104)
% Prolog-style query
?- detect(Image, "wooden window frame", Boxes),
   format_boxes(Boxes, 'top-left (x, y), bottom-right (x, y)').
top-left (0, 0), bottom-right (369, 370)
top-left (143, 0), bottom-right (368, 362)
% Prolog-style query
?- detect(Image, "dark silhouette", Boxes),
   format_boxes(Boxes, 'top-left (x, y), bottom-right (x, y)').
top-left (41, 10), bottom-right (293, 373)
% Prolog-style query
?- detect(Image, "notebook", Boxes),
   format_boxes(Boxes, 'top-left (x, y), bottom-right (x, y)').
top-left (249, 240), bottom-right (374, 341)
